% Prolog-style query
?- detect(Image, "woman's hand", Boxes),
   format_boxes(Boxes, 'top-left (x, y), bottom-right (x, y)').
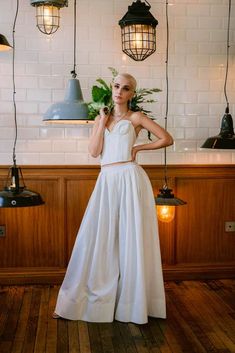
top-left (99, 107), bottom-right (110, 128)
top-left (131, 145), bottom-right (140, 161)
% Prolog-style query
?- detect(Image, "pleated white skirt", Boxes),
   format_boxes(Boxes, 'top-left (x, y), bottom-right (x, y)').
top-left (55, 162), bottom-right (166, 324)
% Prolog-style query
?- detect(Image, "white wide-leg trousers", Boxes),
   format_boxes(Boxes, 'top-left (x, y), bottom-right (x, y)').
top-left (55, 162), bottom-right (166, 324)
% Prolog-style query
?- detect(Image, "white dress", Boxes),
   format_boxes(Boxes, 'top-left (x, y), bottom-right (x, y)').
top-left (55, 120), bottom-right (166, 324)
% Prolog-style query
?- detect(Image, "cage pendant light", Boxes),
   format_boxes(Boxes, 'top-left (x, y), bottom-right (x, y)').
top-left (201, 0), bottom-right (235, 149)
top-left (0, 0), bottom-right (44, 208)
top-left (30, 0), bottom-right (68, 35)
top-left (155, 0), bottom-right (186, 223)
top-left (119, 0), bottom-right (158, 61)
top-left (43, 0), bottom-right (89, 124)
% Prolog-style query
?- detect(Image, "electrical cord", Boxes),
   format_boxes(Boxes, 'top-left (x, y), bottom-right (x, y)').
top-left (224, 0), bottom-right (231, 113)
top-left (163, 0), bottom-right (169, 187)
top-left (71, 0), bottom-right (77, 78)
top-left (12, 0), bottom-right (19, 166)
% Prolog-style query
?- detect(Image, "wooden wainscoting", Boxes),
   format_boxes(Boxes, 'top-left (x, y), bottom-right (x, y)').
top-left (0, 165), bottom-right (234, 284)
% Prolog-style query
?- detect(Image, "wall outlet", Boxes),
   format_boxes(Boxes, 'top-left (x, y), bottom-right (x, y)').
top-left (0, 225), bottom-right (6, 237)
top-left (225, 222), bottom-right (235, 232)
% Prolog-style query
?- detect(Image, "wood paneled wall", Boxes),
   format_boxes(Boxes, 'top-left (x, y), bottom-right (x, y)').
top-left (0, 165), bottom-right (234, 284)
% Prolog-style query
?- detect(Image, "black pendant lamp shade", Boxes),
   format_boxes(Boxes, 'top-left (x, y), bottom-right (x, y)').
top-left (155, 185), bottom-right (186, 223)
top-left (119, 0), bottom-right (158, 61)
top-left (201, 107), bottom-right (235, 149)
top-left (0, 165), bottom-right (44, 208)
top-left (30, 0), bottom-right (68, 35)
top-left (0, 0), bottom-right (45, 208)
top-left (155, 186), bottom-right (186, 206)
top-left (201, 0), bottom-right (234, 150)
top-left (0, 34), bottom-right (12, 51)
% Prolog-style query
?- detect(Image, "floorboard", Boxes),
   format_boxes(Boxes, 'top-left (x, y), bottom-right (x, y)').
top-left (0, 280), bottom-right (234, 353)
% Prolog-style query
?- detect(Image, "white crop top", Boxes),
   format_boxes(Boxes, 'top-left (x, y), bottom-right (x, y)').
top-left (100, 119), bottom-right (137, 166)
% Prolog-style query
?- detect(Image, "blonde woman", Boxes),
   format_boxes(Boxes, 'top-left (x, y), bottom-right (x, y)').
top-left (53, 73), bottom-right (173, 324)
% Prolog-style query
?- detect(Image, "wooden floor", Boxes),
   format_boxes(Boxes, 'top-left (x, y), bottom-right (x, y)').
top-left (0, 280), bottom-right (235, 353)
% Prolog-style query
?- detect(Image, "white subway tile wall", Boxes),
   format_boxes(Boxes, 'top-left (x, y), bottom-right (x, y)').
top-left (0, 0), bottom-right (235, 165)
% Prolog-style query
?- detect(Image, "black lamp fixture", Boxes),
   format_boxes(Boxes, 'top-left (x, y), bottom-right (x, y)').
top-left (0, 0), bottom-right (44, 208)
top-left (43, 0), bottom-right (89, 124)
top-left (0, 34), bottom-right (12, 51)
top-left (201, 0), bottom-right (235, 149)
top-left (30, 0), bottom-right (68, 35)
top-left (155, 0), bottom-right (186, 223)
top-left (119, 0), bottom-right (158, 61)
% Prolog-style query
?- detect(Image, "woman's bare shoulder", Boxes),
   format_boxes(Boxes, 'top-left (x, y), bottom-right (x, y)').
top-left (129, 111), bottom-right (150, 126)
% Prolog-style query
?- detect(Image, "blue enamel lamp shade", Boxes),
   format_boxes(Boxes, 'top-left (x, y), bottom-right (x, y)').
top-left (43, 78), bottom-right (90, 124)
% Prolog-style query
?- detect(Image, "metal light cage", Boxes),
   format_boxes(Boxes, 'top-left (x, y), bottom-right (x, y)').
top-left (36, 5), bottom-right (60, 35)
top-left (31, 0), bottom-right (68, 35)
top-left (119, 0), bottom-right (158, 61)
top-left (121, 24), bottom-right (156, 61)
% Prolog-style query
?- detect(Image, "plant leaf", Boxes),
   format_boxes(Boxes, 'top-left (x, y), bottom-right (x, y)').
top-left (92, 86), bottom-right (108, 102)
top-left (108, 67), bottom-right (119, 78)
top-left (96, 78), bottom-right (110, 90)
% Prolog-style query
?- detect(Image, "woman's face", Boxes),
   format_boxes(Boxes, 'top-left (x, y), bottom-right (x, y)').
top-left (112, 76), bottom-right (135, 105)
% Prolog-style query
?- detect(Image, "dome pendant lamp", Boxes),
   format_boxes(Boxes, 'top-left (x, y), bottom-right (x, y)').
top-left (155, 0), bottom-right (186, 223)
top-left (0, 34), bottom-right (12, 51)
top-left (43, 0), bottom-right (89, 124)
top-left (0, 0), bottom-right (44, 208)
top-left (119, 0), bottom-right (158, 61)
top-left (201, 0), bottom-right (235, 149)
top-left (30, 0), bottom-right (68, 35)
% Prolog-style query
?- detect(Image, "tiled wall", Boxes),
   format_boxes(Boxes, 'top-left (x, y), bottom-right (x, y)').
top-left (0, 0), bottom-right (235, 165)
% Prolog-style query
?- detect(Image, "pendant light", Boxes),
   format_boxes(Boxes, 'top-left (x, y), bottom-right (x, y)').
top-left (201, 0), bottom-right (235, 149)
top-left (30, 0), bottom-right (68, 35)
top-left (155, 0), bottom-right (186, 223)
top-left (0, 0), bottom-right (44, 208)
top-left (119, 0), bottom-right (158, 61)
top-left (0, 34), bottom-right (12, 51)
top-left (43, 0), bottom-right (89, 124)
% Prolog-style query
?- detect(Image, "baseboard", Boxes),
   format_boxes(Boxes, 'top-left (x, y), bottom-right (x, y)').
top-left (0, 264), bottom-right (235, 285)
top-left (163, 264), bottom-right (235, 281)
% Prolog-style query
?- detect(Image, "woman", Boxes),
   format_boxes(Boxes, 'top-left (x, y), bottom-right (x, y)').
top-left (53, 73), bottom-right (173, 324)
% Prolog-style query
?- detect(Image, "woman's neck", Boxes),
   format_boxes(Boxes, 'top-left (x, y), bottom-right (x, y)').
top-left (112, 105), bottom-right (129, 118)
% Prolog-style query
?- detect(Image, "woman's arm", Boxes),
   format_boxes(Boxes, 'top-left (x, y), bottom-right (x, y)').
top-left (132, 112), bottom-right (173, 160)
top-left (88, 108), bottom-right (109, 158)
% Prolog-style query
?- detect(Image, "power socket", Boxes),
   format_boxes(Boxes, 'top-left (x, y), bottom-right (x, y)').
top-left (225, 221), bottom-right (235, 232)
top-left (0, 225), bottom-right (6, 237)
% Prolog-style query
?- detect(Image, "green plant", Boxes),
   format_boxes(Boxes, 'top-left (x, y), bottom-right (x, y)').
top-left (87, 67), bottom-right (161, 120)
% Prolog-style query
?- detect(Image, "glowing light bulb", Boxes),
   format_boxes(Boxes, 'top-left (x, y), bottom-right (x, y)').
top-left (43, 6), bottom-right (54, 27)
top-left (156, 205), bottom-right (175, 223)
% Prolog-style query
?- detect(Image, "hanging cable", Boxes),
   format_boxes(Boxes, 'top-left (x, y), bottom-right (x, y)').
top-left (12, 0), bottom-right (19, 166)
top-left (163, 0), bottom-right (169, 187)
top-left (71, 0), bottom-right (77, 78)
top-left (224, 0), bottom-right (231, 113)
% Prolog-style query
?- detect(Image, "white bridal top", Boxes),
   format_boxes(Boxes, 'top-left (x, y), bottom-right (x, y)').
top-left (100, 119), bottom-right (137, 166)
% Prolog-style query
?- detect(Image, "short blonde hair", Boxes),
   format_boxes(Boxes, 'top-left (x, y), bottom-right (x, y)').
top-left (113, 73), bottom-right (137, 92)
